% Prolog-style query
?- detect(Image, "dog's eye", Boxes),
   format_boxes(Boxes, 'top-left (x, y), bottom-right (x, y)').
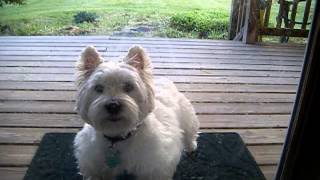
top-left (123, 82), bottom-right (134, 93)
top-left (94, 84), bottom-right (104, 93)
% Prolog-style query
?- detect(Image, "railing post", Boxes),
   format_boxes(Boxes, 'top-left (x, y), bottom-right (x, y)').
top-left (302, 0), bottom-right (312, 29)
top-left (242, 0), bottom-right (260, 44)
top-left (228, 0), bottom-right (240, 40)
top-left (264, 0), bottom-right (272, 27)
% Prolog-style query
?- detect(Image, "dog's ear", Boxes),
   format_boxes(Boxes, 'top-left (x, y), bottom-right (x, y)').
top-left (76, 46), bottom-right (103, 85)
top-left (124, 45), bottom-right (155, 113)
top-left (124, 45), bottom-right (151, 71)
top-left (77, 46), bottom-right (103, 73)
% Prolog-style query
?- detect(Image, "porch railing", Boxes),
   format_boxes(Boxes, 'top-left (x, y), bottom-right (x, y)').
top-left (229, 0), bottom-right (312, 43)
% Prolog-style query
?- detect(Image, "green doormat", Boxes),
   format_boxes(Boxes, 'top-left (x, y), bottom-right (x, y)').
top-left (24, 133), bottom-right (266, 180)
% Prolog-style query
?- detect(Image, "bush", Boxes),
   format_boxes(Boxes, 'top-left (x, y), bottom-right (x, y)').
top-left (169, 11), bottom-right (228, 38)
top-left (74, 11), bottom-right (99, 24)
top-left (0, 24), bottom-right (13, 34)
top-left (0, 0), bottom-right (25, 7)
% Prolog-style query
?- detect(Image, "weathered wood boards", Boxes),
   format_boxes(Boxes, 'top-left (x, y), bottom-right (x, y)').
top-left (0, 36), bottom-right (305, 179)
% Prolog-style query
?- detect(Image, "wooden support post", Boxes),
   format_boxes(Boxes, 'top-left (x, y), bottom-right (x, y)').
top-left (302, 0), bottom-right (312, 29)
top-left (288, 0), bottom-right (299, 29)
top-left (236, 0), bottom-right (245, 36)
top-left (276, 0), bottom-right (285, 28)
top-left (264, 0), bottom-right (272, 27)
top-left (240, 0), bottom-right (247, 31)
top-left (228, 0), bottom-right (240, 40)
top-left (243, 0), bottom-right (260, 44)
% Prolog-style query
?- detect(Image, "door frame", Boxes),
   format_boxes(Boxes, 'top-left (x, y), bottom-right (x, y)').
top-left (275, 1), bottom-right (320, 179)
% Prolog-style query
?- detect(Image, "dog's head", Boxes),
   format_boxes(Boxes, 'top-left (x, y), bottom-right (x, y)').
top-left (75, 45), bottom-right (154, 137)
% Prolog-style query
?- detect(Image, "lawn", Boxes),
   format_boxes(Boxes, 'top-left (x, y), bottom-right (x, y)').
top-left (0, 0), bottom-right (314, 41)
top-left (0, 0), bottom-right (231, 39)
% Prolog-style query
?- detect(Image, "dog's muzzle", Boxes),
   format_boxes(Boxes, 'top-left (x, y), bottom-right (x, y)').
top-left (105, 98), bottom-right (122, 115)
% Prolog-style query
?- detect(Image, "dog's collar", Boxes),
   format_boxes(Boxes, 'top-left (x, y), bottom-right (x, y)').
top-left (103, 121), bottom-right (144, 147)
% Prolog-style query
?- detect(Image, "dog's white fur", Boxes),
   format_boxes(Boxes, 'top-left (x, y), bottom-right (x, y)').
top-left (74, 45), bottom-right (199, 180)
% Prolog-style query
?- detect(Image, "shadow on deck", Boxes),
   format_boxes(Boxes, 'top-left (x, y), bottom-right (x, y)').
top-left (0, 36), bottom-right (305, 180)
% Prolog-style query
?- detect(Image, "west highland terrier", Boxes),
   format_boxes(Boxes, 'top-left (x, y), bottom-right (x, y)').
top-left (73, 45), bottom-right (199, 180)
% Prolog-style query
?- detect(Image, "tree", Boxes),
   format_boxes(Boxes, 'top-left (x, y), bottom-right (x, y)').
top-left (0, 0), bottom-right (25, 7)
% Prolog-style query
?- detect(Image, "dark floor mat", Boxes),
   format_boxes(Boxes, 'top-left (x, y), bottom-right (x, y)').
top-left (24, 133), bottom-right (265, 180)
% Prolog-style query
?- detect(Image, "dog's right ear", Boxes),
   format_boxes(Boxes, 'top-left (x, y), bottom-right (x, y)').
top-left (76, 46), bottom-right (103, 86)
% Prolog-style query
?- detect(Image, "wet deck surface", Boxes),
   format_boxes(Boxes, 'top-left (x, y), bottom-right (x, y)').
top-left (0, 36), bottom-right (305, 179)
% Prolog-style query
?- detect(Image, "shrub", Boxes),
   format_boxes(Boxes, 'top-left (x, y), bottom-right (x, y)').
top-left (0, 0), bottom-right (25, 7)
top-left (0, 24), bottom-right (13, 34)
top-left (169, 11), bottom-right (228, 38)
top-left (170, 13), bottom-right (197, 32)
top-left (74, 11), bottom-right (99, 24)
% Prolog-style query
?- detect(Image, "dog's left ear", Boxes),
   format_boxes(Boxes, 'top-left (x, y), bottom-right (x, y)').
top-left (124, 45), bottom-right (151, 71)
top-left (125, 45), bottom-right (155, 113)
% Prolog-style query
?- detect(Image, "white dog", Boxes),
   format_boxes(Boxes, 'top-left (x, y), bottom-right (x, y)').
top-left (73, 45), bottom-right (199, 180)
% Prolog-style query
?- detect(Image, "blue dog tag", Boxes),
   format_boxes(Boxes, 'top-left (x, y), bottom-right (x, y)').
top-left (105, 148), bottom-right (121, 168)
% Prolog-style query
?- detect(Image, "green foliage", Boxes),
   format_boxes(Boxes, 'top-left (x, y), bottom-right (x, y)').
top-left (74, 11), bottom-right (99, 24)
top-left (169, 11), bottom-right (229, 38)
top-left (0, 0), bottom-right (25, 7)
top-left (0, 0), bottom-right (232, 39)
top-left (156, 28), bottom-right (195, 38)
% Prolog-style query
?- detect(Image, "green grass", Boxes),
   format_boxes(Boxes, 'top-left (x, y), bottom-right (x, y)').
top-left (0, 0), bottom-right (314, 41)
top-left (0, 0), bottom-right (231, 38)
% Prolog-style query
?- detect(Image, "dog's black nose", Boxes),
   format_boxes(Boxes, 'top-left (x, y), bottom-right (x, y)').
top-left (105, 99), bottom-right (122, 114)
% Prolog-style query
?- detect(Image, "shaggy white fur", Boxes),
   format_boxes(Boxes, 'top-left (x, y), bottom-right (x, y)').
top-left (74, 45), bottom-right (199, 180)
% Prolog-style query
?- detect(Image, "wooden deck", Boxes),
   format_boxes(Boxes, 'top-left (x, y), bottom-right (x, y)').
top-left (0, 36), bottom-right (305, 180)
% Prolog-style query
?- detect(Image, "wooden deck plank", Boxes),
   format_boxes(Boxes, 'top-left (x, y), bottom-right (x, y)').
top-left (198, 114), bottom-right (290, 128)
top-left (0, 55), bottom-right (303, 62)
top-left (0, 101), bottom-right (293, 114)
top-left (0, 113), bottom-right (290, 128)
top-left (0, 39), bottom-right (304, 53)
top-left (0, 68), bottom-right (302, 78)
top-left (0, 40), bottom-right (247, 46)
top-left (0, 82), bottom-right (298, 93)
top-left (0, 113), bottom-right (82, 128)
top-left (177, 84), bottom-right (298, 93)
top-left (0, 61), bottom-right (302, 72)
top-left (0, 46), bottom-right (305, 55)
top-left (0, 37), bottom-right (300, 46)
top-left (0, 128), bottom-right (286, 145)
top-left (0, 91), bottom-right (296, 103)
top-left (0, 36), bottom-right (304, 180)
top-left (0, 56), bottom-right (304, 66)
top-left (0, 145), bottom-right (37, 166)
top-left (0, 166), bottom-right (276, 180)
top-left (0, 35), bottom-right (303, 43)
top-left (260, 166), bottom-right (277, 180)
top-left (0, 128), bottom-right (79, 144)
top-left (249, 145), bottom-right (282, 165)
top-left (0, 50), bottom-right (304, 58)
top-left (0, 144), bottom-right (281, 166)
top-left (0, 44), bottom-right (304, 58)
top-left (0, 74), bottom-right (299, 85)
top-left (0, 166), bottom-right (277, 180)
top-left (0, 167), bottom-right (27, 180)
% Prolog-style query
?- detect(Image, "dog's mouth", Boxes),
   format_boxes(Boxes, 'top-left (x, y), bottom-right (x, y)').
top-left (106, 116), bottom-right (123, 122)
